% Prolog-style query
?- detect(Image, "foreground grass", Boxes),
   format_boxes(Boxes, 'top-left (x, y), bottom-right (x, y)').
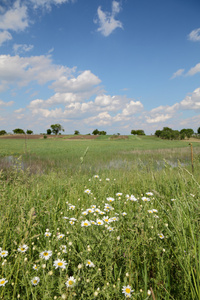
top-left (0, 138), bottom-right (200, 299)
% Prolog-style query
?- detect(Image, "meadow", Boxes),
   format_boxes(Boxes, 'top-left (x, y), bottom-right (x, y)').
top-left (0, 135), bottom-right (200, 299)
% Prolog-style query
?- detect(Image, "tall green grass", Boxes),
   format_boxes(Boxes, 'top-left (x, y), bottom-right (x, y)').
top-left (0, 137), bottom-right (200, 299)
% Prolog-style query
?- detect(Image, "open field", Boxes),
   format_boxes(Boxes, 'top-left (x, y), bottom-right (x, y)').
top-left (1, 136), bottom-right (200, 299)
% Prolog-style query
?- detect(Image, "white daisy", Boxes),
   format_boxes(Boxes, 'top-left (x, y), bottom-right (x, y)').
top-left (84, 189), bottom-right (91, 194)
top-left (90, 220), bottom-right (97, 225)
top-left (158, 233), bottom-right (164, 239)
top-left (33, 264), bottom-right (39, 271)
top-left (65, 276), bottom-right (76, 288)
top-left (148, 210), bottom-right (153, 214)
top-left (53, 259), bottom-right (67, 269)
top-left (0, 250), bottom-right (8, 257)
top-left (122, 285), bottom-right (134, 297)
top-left (31, 276), bottom-right (40, 286)
top-left (142, 197), bottom-right (150, 202)
top-left (96, 219), bottom-right (104, 226)
top-left (146, 192), bottom-right (153, 196)
top-left (57, 234), bottom-right (65, 240)
top-left (121, 212), bottom-right (127, 216)
top-left (69, 205), bottom-right (75, 210)
top-left (106, 197), bottom-right (115, 202)
top-left (18, 244), bottom-right (28, 253)
top-left (129, 195), bottom-right (137, 201)
top-left (81, 220), bottom-right (91, 227)
top-left (60, 245), bottom-right (67, 253)
top-left (86, 208), bottom-right (94, 213)
top-left (107, 226), bottom-right (114, 232)
top-left (39, 250), bottom-right (52, 260)
top-left (82, 211), bottom-right (88, 216)
top-left (69, 220), bottom-right (75, 225)
top-left (86, 260), bottom-right (95, 267)
top-left (44, 232), bottom-right (52, 237)
top-left (116, 192), bottom-right (122, 197)
top-left (0, 278), bottom-right (8, 287)
top-left (103, 216), bottom-right (111, 223)
top-left (94, 175), bottom-right (99, 178)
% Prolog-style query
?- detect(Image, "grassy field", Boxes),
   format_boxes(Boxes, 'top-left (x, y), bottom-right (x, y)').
top-left (0, 136), bottom-right (200, 299)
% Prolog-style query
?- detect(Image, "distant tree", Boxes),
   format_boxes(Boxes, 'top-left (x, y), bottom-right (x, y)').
top-left (136, 130), bottom-right (145, 136)
top-left (180, 128), bottom-right (194, 139)
top-left (74, 130), bottom-right (80, 135)
top-left (13, 128), bottom-right (25, 134)
top-left (198, 127), bottom-right (200, 134)
top-left (0, 130), bottom-right (7, 135)
top-left (131, 130), bottom-right (137, 135)
top-left (92, 129), bottom-right (99, 135)
top-left (26, 130), bottom-right (33, 134)
top-left (47, 129), bottom-right (52, 135)
top-left (50, 124), bottom-right (64, 135)
top-left (155, 130), bottom-right (162, 137)
top-left (99, 131), bottom-right (107, 135)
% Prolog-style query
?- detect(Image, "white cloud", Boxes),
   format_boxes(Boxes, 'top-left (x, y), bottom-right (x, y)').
top-left (170, 68), bottom-right (184, 79)
top-left (179, 87), bottom-right (200, 110)
top-left (122, 100), bottom-right (143, 116)
top-left (0, 30), bottom-right (12, 46)
top-left (30, 0), bottom-right (75, 10)
top-left (0, 100), bottom-right (14, 106)
top-left (95, 1), bottom-right (123, 37)
top-left (186, 63), bottom-right (200, 76)
top-left (188, 28), bottom-right (200, 42)
top-left (146, 114), bottom-right (172, 124)
top-left (0, 1), bottom-right (29, 32)
top-left (13, 44), bottom-right (34, 54)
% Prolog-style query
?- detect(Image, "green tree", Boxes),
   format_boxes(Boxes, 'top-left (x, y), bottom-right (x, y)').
top-left (47, 129), bottom-right (52, 135)
top-left (155, 130), bottom-right (162, 137)
top-left (0, 130), bottom-right (7, 135)
top-left (99, 131), bottom-right (107, 135)
top-left (131, 130), bottom-right (137, 135)
top-left (136, 130), bottom-right (145, 135)
top-left (26, 130), bottom-right (33, 134)
top-left (50, 124), bottom-right (64, 135)
top-left (74, 130), bottom-right (80, 135)
top-left (13, 128), bottom-right (25, 134)
top-left (180, 128), bottom-right (194, 139)
top-left (92, 129), bottom-right (99, 135)
top-left (198, 127), bottom-right (200, 134)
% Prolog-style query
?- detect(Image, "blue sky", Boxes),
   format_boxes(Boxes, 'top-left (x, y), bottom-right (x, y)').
top-left (0, 0), bottom-right (200, 134)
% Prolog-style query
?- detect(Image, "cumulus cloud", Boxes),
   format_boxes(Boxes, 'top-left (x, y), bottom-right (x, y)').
top-left (170, 68), bottom-right (184, 79)
top-left (0, 30), bottom-right (12, 46)
top-left (30, 0), bottom-right (75, 10)
top-left (188, 28), bottom-right (200, 42)
top-left (95, 1), bottom-right (123, 37)
top-left (0, 100), bottom-right (14, 106)
top-left (0, 1), bottom-right (29, 32)
top-left (179, 87), bottom-right (200, 110)
top-left (146, 114), bottom-right (172, 124)
top-left (186, 63), bottom-right (200, 76)
top-left (13, 44), bottom-right (34, 54)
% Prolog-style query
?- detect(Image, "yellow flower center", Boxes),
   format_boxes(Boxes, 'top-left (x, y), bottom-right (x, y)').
top-left (88, 261), bottom-right (91, 264)
top-left (98, 222), bottom-right (101, 224)
top-left (105, 219), bottom-right (108, 222)
top-left (0, 280), bottom-right (5, 285)
top-left (33, 280), bottom-right (37, 284)
top-left (68, 280), bottom-right (73, 285)
top-left (2, 252), bottom-right (6, 255)
top-left (43, 252), bottom-right (48, 256)
top-left (126, 288), bottom-right (131, 293)
top-left (84, 222), bottom-right (88, 226)
top-left (58, 262), bottom-right (63, 266)
top-left (21, 248), bottom-right (25, 251)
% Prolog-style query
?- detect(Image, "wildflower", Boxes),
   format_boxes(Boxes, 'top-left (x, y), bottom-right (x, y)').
top-left (31, 277), bottom-right (40, 286)
top-left (99, 211), bottom-right (105, 215)
top-left (57, 234), bottom-right (65, 240)
top-left (148, 210), bottom-right (153, 214)
top-left (0, 278), bottom-right (8, 287)
top-left (65, 276), bottom-right (76, 288)
top-left (84, 189), bottom-right (91, 194)
top-left (53, 259), bottom-right (67, 269)
top-left (110, 216), bottom-right (118, 222)
top-left (33, 264), bottom-right (39, 271)
top-left (106, 197), bottom-right (115, 202)
top-left (107, 226), bottom-right (114, 232)
top-left (81, 220), bottom-right (91, 227)
top-left (117, 236), bottom-right (120, 241)
top-left (91, 205), bottom-right (96, 209)
top-left (18, 244), bottom-right (28, 253)
top-left (106, 178), bottom-right (110, 181)
top-left (129, 195), bottom-right (137, 201)
top-left (82, 211), bottom-right (88, 216)
top-left (146, 192), bottom-right (153, 196)
top-left (103, 216), bottom-right (111, 223)
top-left (39, 250), bottom-right (52, 260)
top-left (158, 233), bottom-right (164, 239)
top-left (94, 175), bottom-right (99, 178)
top-left (90, 220), bottom-right (97, 225)
top-left (96, 219), bottom-right (104, 226)
top-left (122, 285), bottom-right (134, 297)
top-left (69, 221), bottom-right (75, 225)
top-left (121, 212), bottom-right (127, 216)
top-left (152, 209), bottom-right (158, 213)
top-left (60, 245), bottom-right (67, 253)
top-left (69, 205), bottom-right (75, 210)
top-left (116, 192), bottom-right (122, 197)
top-left (78, 264), bottom-right (83, 269)
top-left (154, 215), bottom-right (159, 218)
top-left (147, 289), bottom-right (151, 296)
top-left (44, 232), bottom-right (52, 237)
top-left (86, 260), bottom-right (95, 267)
top-left (142, 197), bottom-right (150, 202)
top-left (0, 250), bottom-right (8, 257)
top-left (171, 198), bottom-right (176, 201)
top-left (87, 208), bottom-right (94, 213)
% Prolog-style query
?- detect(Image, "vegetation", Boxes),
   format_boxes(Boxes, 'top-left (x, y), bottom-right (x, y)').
top-left (26, 130), bottom-right (33, 135)
top-left (0, 130), bottom-right (7, 135)
top-left (50, 124), bottom-right (64, 135)
top-left (46, 129), bottom-right (52, 135)
top-left (155, 127), bottom-right (195, 140)
top-left (92, 129), bottom-right (107, 135)
top-left (0, 137), bottom-right (200, 299)
top-left (131, 130), bottom-right (145, 135)
top-left (74, 130), bottom-right (80, 135)
top-left (13, 128), bottom-right (25, 134)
